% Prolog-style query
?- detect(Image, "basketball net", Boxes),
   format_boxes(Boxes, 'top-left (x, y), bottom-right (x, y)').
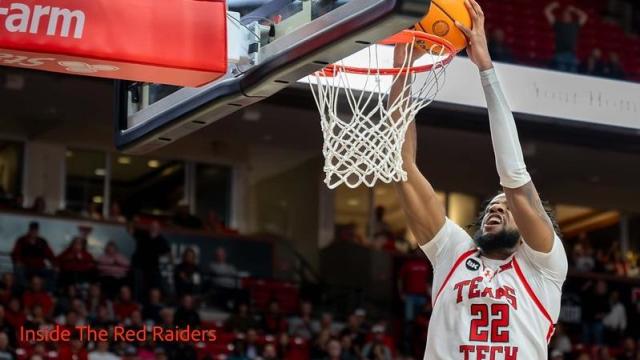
top-left (308, 31), bottom-right (455, 189)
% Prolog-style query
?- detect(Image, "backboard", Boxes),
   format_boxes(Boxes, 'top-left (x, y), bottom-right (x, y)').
top-left (114, 0), bottom-right (432, 153)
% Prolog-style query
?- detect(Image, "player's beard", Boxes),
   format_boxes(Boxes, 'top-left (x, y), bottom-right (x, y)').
top-left (473, 229), bottom-right (521, 253)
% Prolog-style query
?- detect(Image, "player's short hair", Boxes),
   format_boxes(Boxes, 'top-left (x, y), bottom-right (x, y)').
top-left (468, 191), bottom-right (561, 236)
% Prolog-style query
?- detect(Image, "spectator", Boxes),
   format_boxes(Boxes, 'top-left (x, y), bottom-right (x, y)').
top-left (22, 276), bottom-right (53, 317)
top-left (10, 222), bottom-right (56, 286)
top-left (89, 341), bottom-right (119, 360)
top-left (488, 28), bottom-right (513, 63)
top-left (113, 286), bottom-right (140, 322)
top-left (3, 299), bottom-right (23, 330)
top-left (339, 314), bottom-right (366, 352)
top-left (581, 48), bottom-right (607, 76)
top-left (549, 322), bottom-right (572, 356)
top-left (86, 283), bottom-right (111, 320)
top-left (87, 201), bottom-right (104, 220)
top-left (74, 226), bottom-right (93, 249)
top-left (581, 280), bottom-right (609, 345)
top-left (173, 248), bottom-right (202, 297)
top-left (605, 52), bottom-right (626, 79)
top-left (0, 332), bottom-right (13, 360)
top-left (30, 197), bottom-right (46, 214)
top-left (205, 210), bottom-right (236, 234)
top-left (228, 337), bottom-right (249, 360)
top-left (545, 2), bottom-right (588, 72)
top-left (210, 247), bottom-right (243, 309)
top-left (171, 204), bottom-right (202, 229)
top-left (323, 338), bottom-right (347, 360)
top-left (108, 201), bottom-right (127, 223)
top-left (244, 329), bottom-right (262, 360)
top-left (288, 300), bottom-right (316, 340)
top-left (398, 255), bottom-right (430, 322)
top-left (361, 325), bottom-right (392, 360)
top-left (225, 303), bottom-right (257, 333)
top-left (603, 290), bottom-right (627, 339)
top-left (572, 243), bottom-right (595, 272)
top-left (549, 349), bottom-right (564, 360)
top-left (57, 237), bottom-right (96, 287)
top-left (310, 328), bottom-right (332, 359)
top-left (58, 338), bottom-right (88, 360)
top-left (618, 337), bottom-right (637, 360)
top-left (0, 307), bottom-right (14, 349)
top-left (23, 304), bottom-right (50, 331)
top-left (142, 288), bottom-right (164, 324)
top-left (339, 333), bottom-right (359, 360)
top-left (0, 273), bottom-right (18, 305)
top-left (131, 221), bottom-right (171, 299)
top-left (261, 300), bottom-right (289, 335)
top-left (96, 241), bottom-right (130, 297)
top-left (262, 343), bottom-right (278, 360)
top-left (90, 304), bottom-right (115, 329)
top-left (174, 294), bottom-right (200, 328)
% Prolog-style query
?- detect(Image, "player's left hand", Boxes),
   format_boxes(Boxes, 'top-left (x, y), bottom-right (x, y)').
top-left (455, 0), bottom-right (493, 71)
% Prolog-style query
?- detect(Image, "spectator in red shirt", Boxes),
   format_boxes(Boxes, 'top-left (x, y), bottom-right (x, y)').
top-left (22, 276), bottom-right (53, 317)
top-left (113, 286), bottom-right (139, 322)
top-left (58, 338), bottom-right (88, 360)
top-left (11, 222), bottom-right (56, 287)
top-left (4, 298), bottom-right (25, 329)
top-left (57, 238), bottom-right (96, 287)
top-left (398, 255), bottom-right (431, 322)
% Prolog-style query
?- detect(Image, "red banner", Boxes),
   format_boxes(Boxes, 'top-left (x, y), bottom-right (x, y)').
top-left (0, 0), bottom-right (227, 87)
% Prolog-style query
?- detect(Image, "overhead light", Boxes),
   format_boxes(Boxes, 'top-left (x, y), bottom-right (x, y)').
top-left (92, 196), bottom-right (103, 204)
top-left (117, 156), bottom-right (131, 165)
top-left (347, 198), bottom-right (359, 207)
top-left (147, 160), bottom-right (160, 168)
top-left (94, 168), bottom-right (106, 176)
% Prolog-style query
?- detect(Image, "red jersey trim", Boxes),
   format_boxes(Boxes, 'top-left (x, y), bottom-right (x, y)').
top-left (512, 257), bottom-right (555, 343)
top-left (432, 249), bottom-right (477, 307)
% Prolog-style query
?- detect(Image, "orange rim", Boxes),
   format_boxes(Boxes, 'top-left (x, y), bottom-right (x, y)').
top-left (318, 30), bottom-right (456, 76)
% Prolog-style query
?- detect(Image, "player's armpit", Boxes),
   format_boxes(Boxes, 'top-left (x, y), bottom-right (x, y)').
top-left (503, 181), bottom-right (555, 253)
top-left (394, 162), bottom-right (446, 246)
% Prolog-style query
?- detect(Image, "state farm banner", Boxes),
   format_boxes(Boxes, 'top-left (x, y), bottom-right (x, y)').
top-left (0, 0), bottom-right (227, 87)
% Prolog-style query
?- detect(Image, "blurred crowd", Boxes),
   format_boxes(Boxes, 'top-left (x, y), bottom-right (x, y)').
top-left (483, 0), bottom-right (640, 80)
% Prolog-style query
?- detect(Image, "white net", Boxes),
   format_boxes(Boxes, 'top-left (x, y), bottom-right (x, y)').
top-left (309, 34), bottom-right (453, 189)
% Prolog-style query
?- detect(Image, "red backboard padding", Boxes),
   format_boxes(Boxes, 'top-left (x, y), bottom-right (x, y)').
top-left (0, 0), bottom-right (227, 87)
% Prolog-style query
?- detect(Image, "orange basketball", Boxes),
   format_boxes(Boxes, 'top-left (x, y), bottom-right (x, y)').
top-left (414, 0), bottom-right (472, 52)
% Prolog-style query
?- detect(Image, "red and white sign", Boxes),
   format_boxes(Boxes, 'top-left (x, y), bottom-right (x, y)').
top-left (0, 0), bottom-right (227, 87)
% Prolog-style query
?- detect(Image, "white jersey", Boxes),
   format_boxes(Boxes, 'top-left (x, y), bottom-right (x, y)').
top-left (420, 218), bottom-right (568, 360)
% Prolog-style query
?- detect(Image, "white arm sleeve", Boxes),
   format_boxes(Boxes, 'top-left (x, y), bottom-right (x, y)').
top-left (480, 68), bottom-right (531, 189)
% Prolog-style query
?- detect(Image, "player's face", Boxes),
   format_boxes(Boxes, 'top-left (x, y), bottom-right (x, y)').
top-left (480, 194), bottom-right (518, 235)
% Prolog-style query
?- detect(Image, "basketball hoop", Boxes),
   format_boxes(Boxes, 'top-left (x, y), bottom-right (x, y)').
top-left (308, 30), bottom-right (456, 189)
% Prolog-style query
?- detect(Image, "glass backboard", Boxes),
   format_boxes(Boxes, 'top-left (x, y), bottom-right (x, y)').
top-left (114, 0), bottom-right (432, 153)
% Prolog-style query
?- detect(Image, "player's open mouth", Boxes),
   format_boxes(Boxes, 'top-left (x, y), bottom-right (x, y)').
top-left (485, 215), bottom-right (502, 226)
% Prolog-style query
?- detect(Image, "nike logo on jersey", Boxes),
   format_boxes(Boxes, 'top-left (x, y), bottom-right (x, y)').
top-left (453, 276), bottom-right (518, 310)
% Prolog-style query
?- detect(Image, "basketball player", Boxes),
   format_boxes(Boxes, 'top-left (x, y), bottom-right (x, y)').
top-left (391, 0), bottom-right (568, 358)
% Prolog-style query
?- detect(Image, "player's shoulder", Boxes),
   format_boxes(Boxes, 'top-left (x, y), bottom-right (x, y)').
top-left (515, 232), bottom-right (568, 283)
top-left (420, 217), bottom-right (475, 269)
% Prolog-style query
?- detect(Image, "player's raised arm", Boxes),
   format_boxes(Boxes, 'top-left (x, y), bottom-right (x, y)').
top-left (390, 45), bottom-right (446, 247)
top-left (456, 0), bottom-right (555, 252)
